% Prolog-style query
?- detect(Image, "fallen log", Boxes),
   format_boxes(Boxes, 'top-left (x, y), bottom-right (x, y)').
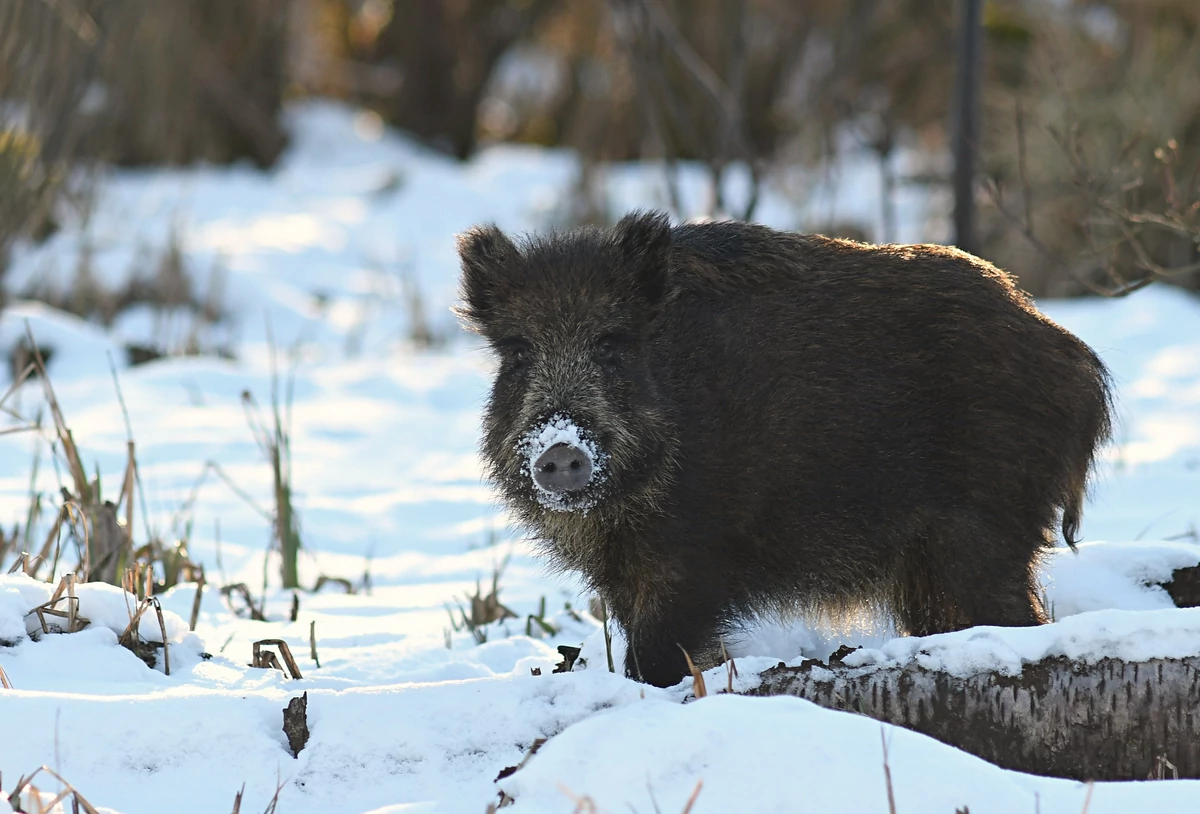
top-left (749, 647), bottom-right (1200, 781)
top-left (743, 552), bottom-right (1200, 781)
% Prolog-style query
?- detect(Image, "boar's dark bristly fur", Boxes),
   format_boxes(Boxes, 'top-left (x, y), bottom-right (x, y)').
top-left (457, 211), bottom-right (1114, 688)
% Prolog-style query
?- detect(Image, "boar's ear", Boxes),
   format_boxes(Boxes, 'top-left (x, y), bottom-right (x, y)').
top-left (614, 210), bottom-right (671, 311)
top-left (455, 224), bottom-right (520, 328)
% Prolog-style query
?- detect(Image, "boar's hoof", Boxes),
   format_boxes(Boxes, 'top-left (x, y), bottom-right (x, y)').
top-left (534, 443), bottom-right (593, 493)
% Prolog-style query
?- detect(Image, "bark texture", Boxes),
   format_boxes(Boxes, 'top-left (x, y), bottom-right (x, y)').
top-left (750, 652), bottom-right (1200, 781)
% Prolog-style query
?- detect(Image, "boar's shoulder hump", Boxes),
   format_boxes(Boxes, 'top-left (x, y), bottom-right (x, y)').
top-left (668, 220), bottom-right (1021, 302)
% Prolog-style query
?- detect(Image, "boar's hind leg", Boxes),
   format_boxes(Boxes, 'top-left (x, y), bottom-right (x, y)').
top-left (890, 513), bottom-right (1044, 637)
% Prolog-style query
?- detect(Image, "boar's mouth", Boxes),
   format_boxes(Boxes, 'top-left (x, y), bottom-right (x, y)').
top-left (519, 414), bottom-right (607, 513)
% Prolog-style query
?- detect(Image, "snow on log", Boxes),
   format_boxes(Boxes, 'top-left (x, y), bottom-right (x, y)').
top-left (748, 603), bottom-right (1200, 781)
top-left (749, 651), bottom-right (1200, 781)
top-left (738, 548), bottom-right (1200, 781)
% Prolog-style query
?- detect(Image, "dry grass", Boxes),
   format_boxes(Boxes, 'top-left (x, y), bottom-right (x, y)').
top-left (3, 764), bottom-right (102, 814)
top-left (881, 729), bottom-right (897, 814)
top-left (7, 330), bottom-right (125, 583)
top-left (445, 559), bottom-right (517, 646)
top-left (252, 639), bottom-right (303, 680)
top-left (398, 264), bottom-right (448, 350)
top-left (189, 564), bottom-right (207, 631)
top-left (586, 596), bottom-right (616, 674)
top-left (1, 343), bottom-right (46, 572)
top-left (524, 596), bottom-right (559, 639)
top-left (18, 227), bottom-right (231, 362)
top-left (0, 330), bottom-right (205, 594)
top-left (26, 574), bottom-right (89, 637)
top-left (116, 589), bottom-right (171, 674)
top-left (229, 774), bottom-right (285, 814)
top-left (720, 638), bottom-right (738, 694)
top-left (220, 583), bottom-right (268, 622)
top-left (493, 738), bottom-right (548, 808)
top-left (1148, 755), bottom-right (1180, 781)
top-left (549, 778), bottom-right (703, 814)
top-left (680, 648), bottom-right (706, 700)
top-left (241, 328), bottom-right (302, 590)
top-left (312, 575), bottom-right (355, 594)
top-left (1080, 782), bottom-right (1094, 814)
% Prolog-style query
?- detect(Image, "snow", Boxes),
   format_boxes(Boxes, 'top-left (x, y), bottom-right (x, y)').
top-left (500, 693), bottom-right (1198, 814)
top-left (2, 101), bottom-right (1200, 812)
top-left (12, 575), bottom-right (197, 644)
top-left (836, 606), bottom-right (1200, 677)
top-left (1043, 540), bottom-right (1200, 616)
top-left (501, 696), bottom-right (1200, 814)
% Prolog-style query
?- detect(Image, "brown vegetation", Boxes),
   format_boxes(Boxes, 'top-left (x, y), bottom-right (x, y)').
top-left (979, 1), bottom-right (1200, 297)
top-left (2, 1), bottom-right (1197, 303)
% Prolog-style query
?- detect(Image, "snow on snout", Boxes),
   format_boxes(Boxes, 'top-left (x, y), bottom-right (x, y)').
top-left (519, 414), bottom-right (607, 512)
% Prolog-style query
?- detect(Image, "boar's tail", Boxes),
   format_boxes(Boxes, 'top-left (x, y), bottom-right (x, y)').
top-left (1061, 480), bottom-right (1086, 551)
top-left (1061, 351), bottom-right (1114, 551)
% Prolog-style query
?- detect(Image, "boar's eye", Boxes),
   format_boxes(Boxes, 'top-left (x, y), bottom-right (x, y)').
top-left (496, 337), bottom-right (532, 373)
top-left (592, 334), bottom-right (625, 370)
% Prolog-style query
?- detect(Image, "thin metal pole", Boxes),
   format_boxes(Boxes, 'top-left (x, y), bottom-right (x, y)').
top-left (953, 0), bottom-right (983, 255)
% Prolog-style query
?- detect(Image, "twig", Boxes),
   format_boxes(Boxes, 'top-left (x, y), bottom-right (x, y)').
top-left (620, 0), bottom-right (760, 219)
top-left (108, 352), bottom-right (154, 545)
top-left (25, 322), bottom-right (90, 503)
top-left (189, 565), bottom-right (206, 631)
top-left (617, 4), bottom-right (683, 215)
top-left (599, 597), bottom-right (615, 674)
top-left (1015, 98), bottom-right (1034, 238)
top-left (881, 728), bottom-right (897, 814)
top-left (172, 460), bottom-right (273, 529)
top-left (152, 597), bottom-right (170, 675)
top-left (8, 764), bottom-right (102, 814)
top-left (253, 639), bottom-right (303, 680)
top-left (637, 0), bottom-right (738, 128)
top-left (259, 770), bottom-right (286, 814)
top-left (680, 646), bottom-right (707, 699)
top-left (721, 637), bottom-right (738, 694)
top-left (0, 360), bottom-right (36, 417)
top-left (220, 583), bottom-right (267, 621)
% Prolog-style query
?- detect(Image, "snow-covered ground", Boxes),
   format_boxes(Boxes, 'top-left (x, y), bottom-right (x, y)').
top-left (2, 103), bottom-right (1200, 813)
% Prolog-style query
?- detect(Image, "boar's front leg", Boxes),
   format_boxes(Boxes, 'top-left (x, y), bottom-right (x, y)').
top-left (613, 586), bottom-right (727, 688)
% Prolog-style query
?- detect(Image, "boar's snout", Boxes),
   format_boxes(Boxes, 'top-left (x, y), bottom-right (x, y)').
top-left (533, 443), bottom-right (594, 493)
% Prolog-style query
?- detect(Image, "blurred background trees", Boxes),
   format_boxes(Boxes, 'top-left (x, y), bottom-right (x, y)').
top-left (977, 0), bottom-right (1200, 296)
top-left (1, 0), bottom-right (1197, 298)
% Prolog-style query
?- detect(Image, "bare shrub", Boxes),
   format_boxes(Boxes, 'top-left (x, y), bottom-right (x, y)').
top-left (0, 0), bottom-right (130, 280)
top-left (343, 0), bottom-right (559, 159)
top-left (1, 0), bottom-right (289, 304)
top-left (979, 2), bottom-right (1200, 297)
top-left (17, 226), bottom-right (233, 364)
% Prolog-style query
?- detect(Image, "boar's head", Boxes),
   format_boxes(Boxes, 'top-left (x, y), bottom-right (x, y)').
top-left (455, 211), bottom-right (679, 534)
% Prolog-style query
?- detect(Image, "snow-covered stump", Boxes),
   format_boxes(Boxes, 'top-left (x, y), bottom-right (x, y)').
top-left (749, 652), bottom-right (1200, 781)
